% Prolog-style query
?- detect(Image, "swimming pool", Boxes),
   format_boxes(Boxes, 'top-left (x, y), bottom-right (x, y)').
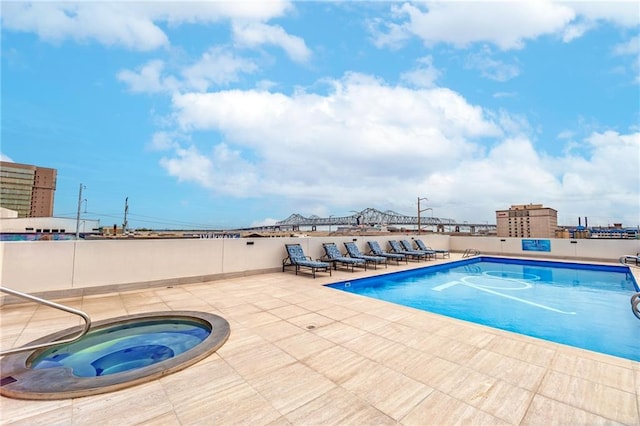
top-left (327, 257), bottom-right (640, 361)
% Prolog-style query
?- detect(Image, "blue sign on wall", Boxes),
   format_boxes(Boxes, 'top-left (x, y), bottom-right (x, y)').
top-left (522, 239), bottom-right (551, 252)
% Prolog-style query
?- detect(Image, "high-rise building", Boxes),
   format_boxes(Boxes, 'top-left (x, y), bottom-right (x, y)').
top-left (0, 161), bottom-right (57, 218)
top-left (496, 203), bottom-right (558, 238)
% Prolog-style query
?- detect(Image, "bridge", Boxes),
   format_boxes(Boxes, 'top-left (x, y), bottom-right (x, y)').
top-left (269, 208), bottom-right (496, 233)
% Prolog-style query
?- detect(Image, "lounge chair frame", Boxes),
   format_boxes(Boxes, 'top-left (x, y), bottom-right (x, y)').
top-left (344, 241), bottom-right (387, 269)
top-left (400, 240), bottom-right (435, 260)
top-left (414, 239), bottom-right (450, 258)
top-left (367, 241), bottom-right (407, 264)
top-left (388, 240), bottom-right (429, 261)
top-left (283, 244), bottom-right (332, 278)
top-left (322, 243), bottom-right (367, 272)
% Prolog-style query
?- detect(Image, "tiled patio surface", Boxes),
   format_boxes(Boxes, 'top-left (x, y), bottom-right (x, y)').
top-left (1, 255), bottom-right (639, 425)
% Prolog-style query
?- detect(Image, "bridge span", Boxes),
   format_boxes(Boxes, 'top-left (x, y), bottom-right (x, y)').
top-left (266, 208), bottom-right (495, 233)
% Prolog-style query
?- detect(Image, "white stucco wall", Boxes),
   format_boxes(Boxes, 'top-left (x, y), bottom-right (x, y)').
top-left (449, 236), bottom-right (640, 260)
top-left (1, 235), bottom-right (638, 299)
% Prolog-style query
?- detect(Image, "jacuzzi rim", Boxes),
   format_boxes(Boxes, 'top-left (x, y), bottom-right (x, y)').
top-left (0, 311), bottom-right (230, 400)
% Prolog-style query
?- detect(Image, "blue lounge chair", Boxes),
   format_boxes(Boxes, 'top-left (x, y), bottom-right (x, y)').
top-left (344, 241), bottom-right (387, 269)
top-left (283, 244), bottom-right (331, 278)
top-left (367, 241), bottom-right (407, 264)
top-left (415, 239), bottom-right (450, 258)
top-left (400, 239), bottom-right (435, 260)
top-left (389, 240), bottom-right (428, 261)
top-left (322, 243), bottom-right (367, 272)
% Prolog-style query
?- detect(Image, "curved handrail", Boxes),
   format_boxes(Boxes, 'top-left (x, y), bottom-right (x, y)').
top-left (0, 286), bottom-right (92, 356)
top-left (632, 293), bottom-right (640, 320)
top-left (619, 255), bottom-right (640, 267)
top-left (462, 248), bottom-right (481, 258)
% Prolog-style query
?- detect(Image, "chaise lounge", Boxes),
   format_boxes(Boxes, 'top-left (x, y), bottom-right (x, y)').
top-left (389, 240), bottom-right (429, 261)
top-left (283, 243), bottom-right (332, 278)
top-left (415, 239), bottom-right (450, 258)
top-left (322, 242), bottom-right (367, 272)
top-left (367, 241), bottom-right (407, 264)
top-left (400, 239), bottom-right (435, 260)
top-left (344, 241), bottom-right (387, 269)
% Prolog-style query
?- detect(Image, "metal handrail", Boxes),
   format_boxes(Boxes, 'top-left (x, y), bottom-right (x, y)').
top-left (462, 248), bottom-right (480, 258)
top-left (632, 293), bottom-right (640, 320)
top-left (0, 286), bottom-right (92, 356)
top-left (619, 255), bottom-right (640, 267)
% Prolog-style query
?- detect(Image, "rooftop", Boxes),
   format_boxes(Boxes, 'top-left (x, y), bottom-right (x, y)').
top-left (2, 254), bottom-right (639, 424)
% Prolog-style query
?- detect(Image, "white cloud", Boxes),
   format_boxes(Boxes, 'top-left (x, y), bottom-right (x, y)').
top-left (368, 16), bottom-right (411, 50)
top-left (0, 153), bottom-right (14, 162)
top-left (117, 49), bottom-right (259, 94)
top-left (613, 35), bottom-right (640, 56)
top-left (553, 131), bottom-right (640, 217)
top-left (117, 60), bottom-right (180, 94)
top-left (148, 131), bottom-right (185, 152)
top-left (372, 1), bottom-right (639, 51)
top-left (400, 55), bottom-right (441, 88)
top-left (561, 22), bottom-right (594, 42)
top-left (1, 2), bottom-right (169, 50)
top-left (171, 73), bottom-right (501, 147)
top-left (556, 130), bottom-right (574, 140)
top-left (160, 143), bottom-right (258, 196)
top-left (159, 145), bottom-right (214, 188)
top-left (465, 46), bottom-right (520, 81)
top-left (161, 73), bottom-right (503, 211)
top-left (182, 47), bottom-right (259, 91)
top-left (232, 22), bottom-right (311, 63)
top-left (425, 137), bottom-right (563, 215)
top-left (612, 35), bottom-right (640, 84)
top-left (422, 131), bottom-right (640, 224)
top-left (1, 1), bottom-right (293, 51)
top-left (561, 3), bottom-right (640, 42)
top-left (154, 74), bottom-right (639, 225)
top-left (251, 217), bottom-right (279, 227)
top-left (567, 2), bottom-right (640, 28)
top-left (373, 1), bottom-right (575, 50)
top-left (493, 92), bottom-right (517, 99)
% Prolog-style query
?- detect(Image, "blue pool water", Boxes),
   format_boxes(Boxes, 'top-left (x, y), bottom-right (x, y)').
top-left (327, 257), bottom-right (640, 361)
top-left (31, 319), bottom-right (210, 377)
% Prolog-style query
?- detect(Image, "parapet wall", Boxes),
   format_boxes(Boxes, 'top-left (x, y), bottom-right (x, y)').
top-left (1, 235), bottom-right (638, 301)
top-left (449, 236), bottom-right (640, 261)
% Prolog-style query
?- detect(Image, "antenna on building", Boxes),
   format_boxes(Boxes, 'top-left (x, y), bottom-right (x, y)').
top-left (123, 197), bottom-right (129, 235)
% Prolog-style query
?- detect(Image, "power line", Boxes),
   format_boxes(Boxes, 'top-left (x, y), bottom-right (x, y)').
top-left (57, 210), bottom-right (222, 229)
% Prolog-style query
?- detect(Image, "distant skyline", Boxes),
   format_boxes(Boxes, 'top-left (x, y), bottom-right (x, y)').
top-left (2, 1), bottom-right (639, 229)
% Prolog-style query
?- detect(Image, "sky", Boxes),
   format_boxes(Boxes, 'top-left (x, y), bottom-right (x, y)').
top-left (1, 1), bottom-right (639, 230)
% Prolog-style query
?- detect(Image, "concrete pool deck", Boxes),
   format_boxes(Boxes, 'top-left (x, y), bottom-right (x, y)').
top-left (1, 254), bottom-right (639, 425)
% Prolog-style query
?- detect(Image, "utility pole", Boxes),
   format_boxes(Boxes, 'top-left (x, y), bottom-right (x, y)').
top-left (123, 197), bottom-right (129, 236)
top-left (417, 197), bottom-right (428, 235)
top-left (75, 184), bottom-right (85, 239)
